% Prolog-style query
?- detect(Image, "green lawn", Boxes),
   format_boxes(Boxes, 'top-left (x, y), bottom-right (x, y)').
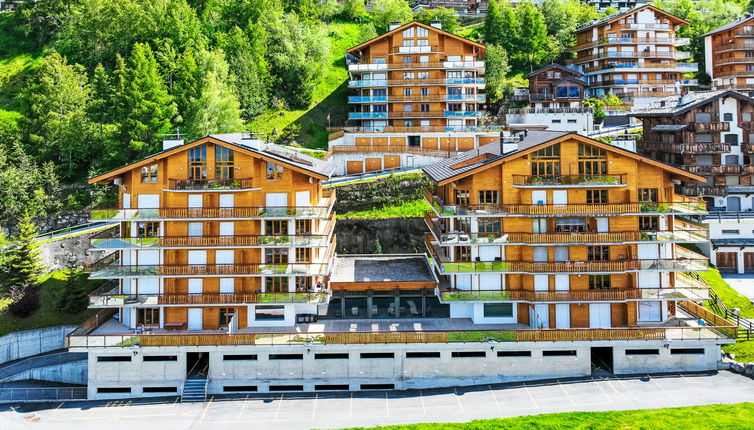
top-left (339, 403), bottom-right (754, 430)
top-left (337, 198), bottom-right (431, 219)
top-left (248, 20), bottom-right (368, 149)
top-left (0, 270), bottom-right (98, 336)
top-left (701, 267), bottom-right (754, 319)
top-left (0, 13), bottom-right (44, 112)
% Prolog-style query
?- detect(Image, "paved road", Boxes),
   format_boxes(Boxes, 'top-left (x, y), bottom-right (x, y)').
top-left (2, 371), bottom-right (754, 429)
top-left (723, 274), bottom-right (754, 300)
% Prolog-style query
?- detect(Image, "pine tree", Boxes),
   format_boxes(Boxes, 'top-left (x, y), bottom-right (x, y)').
top-left (516, 0), bottom-right (548, 70)
top-left (185, 71), bottom-right (245, 139)
top-left (2, 214), bottom-right (43, 293)
top-left (113, 43), bottom-right (177, 163)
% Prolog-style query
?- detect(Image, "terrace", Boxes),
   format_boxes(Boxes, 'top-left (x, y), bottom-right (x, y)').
top-left (165, 178), bottom-right (255, 191)
top-left (65, 301), bottom-right (736, 348)
top-left (511, 174), bottom-right (627, 188)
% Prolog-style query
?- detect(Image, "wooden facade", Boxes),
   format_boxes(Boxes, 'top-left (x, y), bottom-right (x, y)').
top-left (702, 16), bottom-right (754, 90)
top-left (571, 5), bottom-right (695, 101)
top-left (423, 132), bottom-right (710, 329)
top-left (87, 136), bottom-right (335, 331)
top-left (523, 65), bottom-right (586, 107)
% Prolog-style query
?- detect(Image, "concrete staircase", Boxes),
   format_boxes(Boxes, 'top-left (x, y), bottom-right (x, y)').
top-left (181, 377), bottom-right (208, 402)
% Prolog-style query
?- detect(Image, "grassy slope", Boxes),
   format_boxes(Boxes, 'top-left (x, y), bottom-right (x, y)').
top-left (0, 271), bottom-right (98, 336)
top-left (248, 21), bottom-right (366, 149)
top-left (340, 403), bottom-right (754, 430)
top-left (0, 13), bottom-right (44, 112)
top-left (338, 198), bottom-right (430, 219)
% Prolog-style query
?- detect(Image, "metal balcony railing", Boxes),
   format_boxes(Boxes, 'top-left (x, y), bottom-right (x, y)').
top-left (438, 287), bottom-right (710, 303)
top-left (166, 178), bottom-right (254, 191)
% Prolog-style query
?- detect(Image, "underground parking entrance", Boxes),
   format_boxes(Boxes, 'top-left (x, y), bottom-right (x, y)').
top-left (590, 347), bottom-right (614, 376)
top-left (186, 352), bottom-right (209, 377)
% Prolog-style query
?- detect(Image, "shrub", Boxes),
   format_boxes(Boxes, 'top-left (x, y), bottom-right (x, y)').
top-left (7, 283), bottom-right (40, 318)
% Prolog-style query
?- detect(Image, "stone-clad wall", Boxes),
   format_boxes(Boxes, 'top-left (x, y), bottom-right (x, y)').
top-left (332, 174), bottom-right (432, 213)
top-left (335, 218), bottom-right (426, 254)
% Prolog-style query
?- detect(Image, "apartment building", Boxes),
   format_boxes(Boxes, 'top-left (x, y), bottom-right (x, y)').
top-left (86, 133), bottom-right (337, 331)
top-left (630, 90), bottom-right (754, 273)
top-left (328, 21), bottom-right (501, 176)
top-left (411, 0), bottom-right (486, 15)
top-left (422, 130), bottom-right (711, 328)
top-left (702, 15), bottom-right (754, 91)
top-left (507, 64), bottom-right (593, 133)
top-left (570, 5), bottom-right (698, 108)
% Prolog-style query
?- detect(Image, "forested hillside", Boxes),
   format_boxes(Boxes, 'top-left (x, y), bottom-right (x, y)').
top-left (0, 0), bottom-right (750, 231)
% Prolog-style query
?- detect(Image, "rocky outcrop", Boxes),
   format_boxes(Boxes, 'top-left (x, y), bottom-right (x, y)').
top-left (335, 218), bottom-right (426, 254)
top-left (39, 231), bottom-right (108, 271)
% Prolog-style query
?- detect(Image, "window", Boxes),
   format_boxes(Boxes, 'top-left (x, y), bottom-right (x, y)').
top-left (455, 189), bottom-right (470, 205)
top-left (97, 356), bottom-right (131, 362)
top-left (403, 88), bottom-right (412, 96)
top-left (578, 143), bottom-right (607, 175)
top-left (266, 162), bottom-right (283, 181)
top-left (478, 190), bottom-right (499, 205)
top-left (456, 217), bottom-right (472, 233)
top-left (223, 354), bottom-right (258, 361)
top-left (215, 146), bottom-right (235, 180)
top-left (137, 308), bottom-right (160, 326)
top-left (479, 218), bottom-right (501, 233)
top-left (420, 104), bottom-right (430, 112)
top-left (533, 218), bottom-right (547, 233)
top-left (315, 353), bottom-right (349, 360)
top-left (266, 220), bottom-right (288, 235)
top-left (266, 248), bottom-right (288, 264)
top-left (403, 55), bottom-right (412, 63)
top-left (265, 277), bottom-right (288, 293)
top-left (543, 350), bottom-right (577, 356)
top-left (373, 57), bottom-right (386, 64)
top-left (361, 352), bottom-right (394, 359)
top-left (638, 188), bottom-right (658, 203)
top-left (723, 113), bottom-right (734, 122)
top-left (402, 26), bottom-right (414, 37)
top-left (454, 246), bottom-right (471, 261)
top-left (295, 276), bottom-right (311, 292)
top-left (417, 26), bottom-right (428, 37)
top-left (589, 274), bottom-right (611, 290)
top-left (586, 190), bottom-right (608, 204)
top-left (722, 229), bottom-right (740, 234)
top-left (406, 352), bottom-right (441, 358)
top-left (141, 163), bottom-right (158, 183)
top-left (143, 355), bottom-right (177, 362)
top-left (555, 218), bottom-right (585, 233)
top-left (639, 216), bottom-right (659, 231)
top-left (531, 144), bottom-right (560, 175)
top-left (483, 303), bottom-right (513, 318)
top-left (625, 349), bottom-right (659, 355)
top-left (588, 246), bottom-right (609, 261)
top-left (137, 222), bottom-right (160, 237)
top-left (420, 88), bottom-right (429, 96)
top-left (451, 351), bottom-right (486, 358)
top-left (418, 72), bottom-right (429, 79)
top-left (188, 144), bottom-right (207, 180)
top-left (373, 104), bottom-right (387, 112)
top-left (447, 103), bottom-right (462, 111)
top-left (724, 134), bottom-right (739, 145)
top-left (403, 104), bottom-right (412, 112)
top-left (256, 305), bottom-right (284, 320)
top-left (402, 39), bottom-right (415, 47)
top-left (295, 220), bottom-right (311, 234)
top-left (498, 351), bottom-right (531, 357)
top-left (269, 354), bottom-right (304, 360)
top-left (295, 248), bottom-right (310, 263)
top-left (219, 308), bottom-right (236, 325)
top-left (670, 348), bottom-right (705, 355)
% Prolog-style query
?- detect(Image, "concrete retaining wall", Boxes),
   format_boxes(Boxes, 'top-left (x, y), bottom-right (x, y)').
top-left (2, 360), bottom-right (87, 385)
top-left (0, 326), bottom-right (76, 365)
top-left (39, 231), bottom-right (109, 271)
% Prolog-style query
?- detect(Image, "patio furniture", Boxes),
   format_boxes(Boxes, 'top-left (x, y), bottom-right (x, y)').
top-left (164, 322), bottom-right (184, 330)
top-left (351, 306), bottom-right (359, 316)
top-left (388, 302), bottom-right (395, 316)
top-left (407, 300), bottom-right (419, 316)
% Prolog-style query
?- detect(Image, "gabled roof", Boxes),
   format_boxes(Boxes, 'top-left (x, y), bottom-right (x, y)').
top-left (628, 90), bottom-right (754, 117)
top-left (551, 76), bottom-right (588, 87)
top-left (575, 4), bottom-right (689, 33)
top-left (700, 15), bottom-right (754, 38)
top-left (89, 134), bottom-right (335, 184)
top-left (347, 21), bottom-right (485, 56)
top-left (525, 64), bottom-right (582, 79)
top-left (422, 130), bottom-right (706, 185)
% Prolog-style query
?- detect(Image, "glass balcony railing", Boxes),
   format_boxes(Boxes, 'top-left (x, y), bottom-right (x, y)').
top-left (443, 110), bottom-right (483, 118)
top-left (166, 178), bottom-right (254, 191)
top-left (91, 233), bottom-right (334, 249)
top-left (444, 78), bottom-right (484, 85)
top-left (90, 205), bottom-right (334, 221)
top-left (348, 112), bottom-right (388, 119)
top-left (438, 287), bottom-right (710, 302)
top-left (348, 96), bottom-right (389, 103)
top-left (86, 261), bottom-right (331, 279)
top-left (511, 174), bottom-right (627, 187)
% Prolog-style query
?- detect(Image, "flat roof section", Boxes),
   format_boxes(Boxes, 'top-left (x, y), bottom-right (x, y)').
top-left (330, 254), bottom-right (437, 290)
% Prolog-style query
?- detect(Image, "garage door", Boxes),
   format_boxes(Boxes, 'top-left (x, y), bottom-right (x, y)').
top-left (745, 252), bottom-right (754, 273)
top-left (365, 158), bottom-right (382, 172)
top-left (384, 155), bottom-right (400, 169)
top-left (347, 161), bottom-right (363, 175)
top-left (716, 252), bottom-right (738, 273)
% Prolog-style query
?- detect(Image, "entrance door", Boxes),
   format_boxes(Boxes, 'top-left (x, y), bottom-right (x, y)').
top-left (589, 303), bottom-right (611, 328)
top-left (187, 308), bottom-right (203, 330)
top-left (727, 196), bottom-right (742, 212)
top-left (716, 252), bottom-right (738, 273)
top-left (745, 252), bottom-right (754, 273)
top-left (555, 304), bottom-right (570, 328)
top-left (590, 347), bottom-right (613, 374)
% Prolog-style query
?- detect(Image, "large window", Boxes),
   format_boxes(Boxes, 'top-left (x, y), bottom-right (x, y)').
top-left (454, 189), bottom-right (470, 205)
top-left (483, 303), bottom-right (513, 318)
top-left (588, 275), bottom-right (611, 290)
top-left (587, 246), bottom-right (609, 261)
top-left (479, 218), bottom-right (501, 233)
top-left (137, 222), bottom-right (160, 237)
top-left (456, 218), bottom-right (472, 233)
top-left (639, 216), bottom-right (659, 231)
top-left (265, 220), bottom-right (288, 235)
top-left (141, 163), bottom-right (158, 183)
top-left (586, 190), bottom-right (608, 204)
top-left (295, 248), bottom-right (310, 263)
top-left (295, 220), bottom-right (311, 234)
top-left (188, 144), bottom-right (207, 180)
top-left (266, 248), bottom-right (289, 264)
top-left (295, 277), bottom-right (312, 292)
top-left (215, 146), bottom-right (235, 180)
top-left (638, 188), bottom-right (658, 203)
top-left (265, 277), bottom-right (288, 293)
top-left (219, 308), bottom-right (236, 325)
top-left (454, 246), bottom-right (471, 261)
top-left (137, 308), bottom-right (160, 326)
top-left (578, 143), bottom-right (607, 175)
top-left (255, 305), bottom-right (285, 320)
top-left (478, 190), bottom-right (499, 205)
top-left (266, 162), bottom-right (283, 181)
top-left (531, 144), bottom-right (560, 175)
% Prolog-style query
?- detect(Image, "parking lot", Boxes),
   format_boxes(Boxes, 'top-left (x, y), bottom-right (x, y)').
top-left (2, 371), bottom-right (754, 430)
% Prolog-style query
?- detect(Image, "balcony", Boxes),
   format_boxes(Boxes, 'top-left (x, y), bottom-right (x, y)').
top-left (423, 190), bottom-right (707, 218)
top-left (628, 23), bottom-right (670, 30)
top-left (511, 174), bottom-right (627, 188)
top-left (424, 212), bottom-right (708, 245)
top-left (716, 42), bottom-right (754, 53)
top-left (690, 122), bottom-right (730, 132)
top-left (574, 37), bottom-right (691, 51)
top-left (348, 112), bottom-right (388, 120)
top-left (678, 185), bottom-right (728, 197)
top-left (438, 287), bottom-right (709, 303)
top-left (90, 190), bottom-right (335, 221)
top-left (85, 257), bottom-right (332, 279)
top-left (392, 45), bottom-right (437, 54)
top-left (165, 178), bottom-right (254, 192)
top-left (347, 61), bottom-right (485, 73)
top-left (348, 94), bottom-right (485, 103)
top-left (328, 125), bottom-right (504, 134)
top-left (639, 141), bottom-right (732, 154)
top-left (684, 164), bottom-right (743, 175)
top-left (348, 78), bottom-right (484, 87)
top-left (578, 51), bottom-right (691, 62)
top-left (328, 144), bottom-right (459, 158)
top-left (88, 282), bottom-right (329, 307)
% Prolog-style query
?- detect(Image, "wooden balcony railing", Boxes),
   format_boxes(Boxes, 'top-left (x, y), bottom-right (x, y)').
top-left (329, 144), bottom-right (459, 158)
top-left (423, 190), bottom-right (707, 217)
top-left (638, 141), bottom-right (732, 154)
top-left (166, 178), bottom-right (254, 191)
top-left (89, 291), bottom-right (330, 307)
top-left (326, 126), bottom-right (504, 134)
top-left (690, 122), bottom-right (730, 132)
top-left (678, 185), bottom-right (728, 197)
top-left (439, 287), bottom-right (710, 302)
top-left (684, 164), bottom-right (744, 175)
top-left (511, 174), bottom-right (626, 187)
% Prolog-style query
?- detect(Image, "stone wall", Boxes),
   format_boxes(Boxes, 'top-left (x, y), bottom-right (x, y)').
top-left (335, 218), bottom-right (426, 254)
top-left (332, 173), bottom-right (432, 213)
top-left (33, 210), bottom-right (89, 234)
top-left (39, 232), bottom-right (108, 272)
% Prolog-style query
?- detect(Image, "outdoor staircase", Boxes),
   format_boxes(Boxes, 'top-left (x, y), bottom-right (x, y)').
top-left (181, 377), bottom-right (208, 403)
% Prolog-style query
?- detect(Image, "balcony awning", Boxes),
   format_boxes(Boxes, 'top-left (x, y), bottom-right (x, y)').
top-left (651, 124), bottom-right (688, 132)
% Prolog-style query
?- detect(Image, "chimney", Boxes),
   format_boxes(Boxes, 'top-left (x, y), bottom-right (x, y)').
top-left (162, 129), bottom-right (184, 150)
top-left (499, 132), bottom-right (519, 154)
top-left (388, 21), bottom-right (401, 31)
top-left (240, 132), bottom-right (264, 151)
top-left (430, 20), bottom-right (442, 30)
